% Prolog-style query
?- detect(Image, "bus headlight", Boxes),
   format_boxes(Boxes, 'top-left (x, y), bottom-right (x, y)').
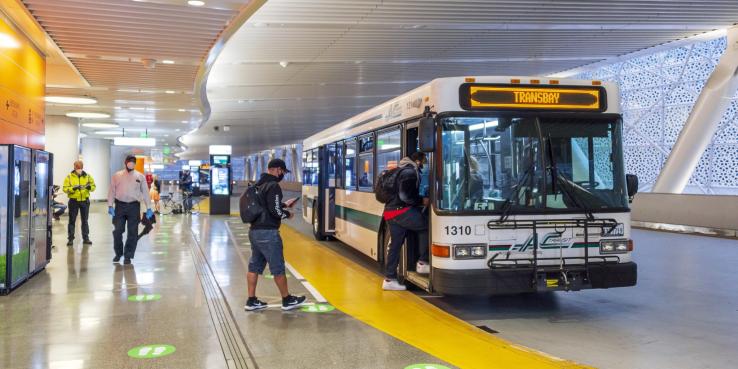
top-left (453, 244), bottom-right (487, 259)
top-left (600, 239), bottom-right (629, 254)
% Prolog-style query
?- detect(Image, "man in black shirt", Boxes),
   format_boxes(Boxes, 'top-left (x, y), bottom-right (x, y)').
top-left (245, 159), bottom-right (306, 311)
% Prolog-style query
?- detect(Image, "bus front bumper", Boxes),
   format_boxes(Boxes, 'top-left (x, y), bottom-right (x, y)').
top-left (431, 262), bottom-right (637, 296)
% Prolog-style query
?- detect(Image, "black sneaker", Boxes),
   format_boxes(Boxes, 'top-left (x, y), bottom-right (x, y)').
top-left (83, 240), bottom-right (92, 245)
top-left (113, 255), bottom-right (122, 263)
top-left (66, 240), bottom-right (73, 246)
top-left (281, 295), bottom-right (307, 311)
top-left (123, 258), bottom-right (132, 265)
top-left (245, 297), bottom-right (268, 311)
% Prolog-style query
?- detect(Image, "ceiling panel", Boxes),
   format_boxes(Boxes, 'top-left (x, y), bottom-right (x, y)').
top-left (182, 0), bottom-right (738, 157)
top-left (22, 0), bottom-right (248, 148)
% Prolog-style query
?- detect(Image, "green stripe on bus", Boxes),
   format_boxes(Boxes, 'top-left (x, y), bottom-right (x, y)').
top-left (572, 242), bottom-right (599, 248)
top-left (336, 205), bottom-right (382, 232)
top-left (488, 246), bottom-right (511, 251)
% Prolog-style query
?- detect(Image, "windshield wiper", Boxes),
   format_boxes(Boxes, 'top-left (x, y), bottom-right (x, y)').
top-left (544, 135), bottom-right (595, 220)
top-left (496, 154), bottom-right (536, 223)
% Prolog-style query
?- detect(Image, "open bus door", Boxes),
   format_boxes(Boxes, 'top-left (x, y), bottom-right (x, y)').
top-left (313, 145), bottom-right (337, 240)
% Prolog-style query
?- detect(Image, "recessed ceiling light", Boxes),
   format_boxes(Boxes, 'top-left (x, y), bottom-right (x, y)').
top-left (129, 107), bottom-right (146, 111)
top-left (181, 120), bottom-right (188, 123)
top-left (0, 33), bottom-right (21, 49)
top-left (279, 61), bottom-right (289, 68)
top-left (45, 96), bottom-right (97, 105)
top-left (178, 108), bottom-right (186, 112)
top-left (187, 0), bottom-right (205, 6)
top-left (162, 60), bottom-right (175, 64)
top-left (237, 100), bottom-right (244, 104)
top-left (165, 90), bottom-right (176, 94)
top-left (95, 130), bottom-right (123, 136)
top-left (82, 122), bottom-right (119, 129)
top-left (66, 112), bottom-right (110, 119)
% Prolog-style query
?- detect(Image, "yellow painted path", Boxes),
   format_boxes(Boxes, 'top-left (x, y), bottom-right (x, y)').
top-left (280, 225), bottom-right (593, 369)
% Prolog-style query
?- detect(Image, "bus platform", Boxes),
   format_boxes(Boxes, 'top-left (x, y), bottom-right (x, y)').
top-left (1, 203), bottom-right (590, 369)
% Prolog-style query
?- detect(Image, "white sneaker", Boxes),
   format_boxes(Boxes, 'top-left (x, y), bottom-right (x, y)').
top-left (416, 261), bottom-right (430, 274)
top-left (382, 279), bottom-right (406, 291)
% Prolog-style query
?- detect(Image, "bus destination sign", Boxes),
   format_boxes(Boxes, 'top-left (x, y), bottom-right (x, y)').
top-left (460, 84), bottom-right (606, 112)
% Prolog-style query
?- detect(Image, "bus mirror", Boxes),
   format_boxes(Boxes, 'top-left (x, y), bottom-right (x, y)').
top-left (419, 116), bottom-right (436, 152)
top-left (626, 174), bottom-right (638, 201)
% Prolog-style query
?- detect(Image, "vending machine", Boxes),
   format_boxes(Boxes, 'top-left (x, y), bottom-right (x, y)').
top-left (0, 145), bottom-right (53, 294)
top-left (1, 145), bottom-right (33, 294)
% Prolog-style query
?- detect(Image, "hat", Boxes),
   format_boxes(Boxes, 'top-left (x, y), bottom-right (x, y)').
top-left (125, 155), bottom-right (137, 164)
top-left (267, 158), bottom-right (290, 173)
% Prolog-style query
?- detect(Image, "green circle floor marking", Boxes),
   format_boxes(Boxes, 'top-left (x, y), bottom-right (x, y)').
top-left (127, 344), bottom-right (176, 359)
top-left (127, 294), bottom-right (161, 302)
top-left (404, 365), bottom-right (451, 369)
top-left (301, 304), bottom-right (335, 313)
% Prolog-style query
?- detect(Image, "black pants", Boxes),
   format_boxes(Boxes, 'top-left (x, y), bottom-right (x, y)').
top-left (113, 201), bottom-right (141, 259)
top-left (385, 207), bottom-right (429, 279)
top-left (68, 199), bottom-right (90, 241)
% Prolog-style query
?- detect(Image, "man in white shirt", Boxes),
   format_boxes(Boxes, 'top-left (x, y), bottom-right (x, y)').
top-left (107, 155), bottom-right (154, 264)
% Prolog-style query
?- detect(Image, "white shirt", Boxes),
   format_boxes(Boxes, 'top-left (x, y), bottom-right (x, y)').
top-left (107, 169), bottom-right (152, 208)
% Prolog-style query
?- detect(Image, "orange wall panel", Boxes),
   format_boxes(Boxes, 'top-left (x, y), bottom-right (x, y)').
top-left (0, 17), bottom-right (46, 149)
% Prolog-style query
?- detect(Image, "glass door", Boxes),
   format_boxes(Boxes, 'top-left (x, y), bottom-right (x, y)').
top-left (31, 150), bottom-right (51, 272)
top-left (0, 146), bottom-right (9, 289)
top-left (11, 146), bottom-right (32, 286)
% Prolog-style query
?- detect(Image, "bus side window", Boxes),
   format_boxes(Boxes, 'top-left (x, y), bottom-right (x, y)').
top-left (358, 134), bottom-right (374, 191)
top-left (302, 151), bottom-right (310, 184)
top-left (377, 128), bottom-right (401, 174)
top-left (345, 140), bottom-right (357, 190)
top-left (336, 141), bottom-right (344, 188)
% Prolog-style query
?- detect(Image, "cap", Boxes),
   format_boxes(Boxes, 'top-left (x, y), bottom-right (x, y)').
top-left (267, 158), bottom-right (290, 173)
top-left (125, 155), bottom-right (137, 164)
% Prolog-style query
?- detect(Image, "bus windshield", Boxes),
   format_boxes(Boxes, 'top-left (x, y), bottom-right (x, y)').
top-left (439, 115), bottom-right (628, 214)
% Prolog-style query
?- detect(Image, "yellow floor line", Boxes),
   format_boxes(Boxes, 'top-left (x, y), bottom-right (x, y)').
top-left (281, 225), bottom-right (593, 369)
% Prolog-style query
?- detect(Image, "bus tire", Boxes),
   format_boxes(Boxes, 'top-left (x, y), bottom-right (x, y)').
top-left (311, 202), bottom-right (326, 241)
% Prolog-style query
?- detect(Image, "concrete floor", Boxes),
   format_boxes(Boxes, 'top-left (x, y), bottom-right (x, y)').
top-left (0, 203), bottom-right (450, 369)
top-left (284, 199), bottom-right (738, 369)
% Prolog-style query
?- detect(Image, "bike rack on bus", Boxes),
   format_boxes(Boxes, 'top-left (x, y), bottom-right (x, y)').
top-left (486, 218), bottom-right (619, 290)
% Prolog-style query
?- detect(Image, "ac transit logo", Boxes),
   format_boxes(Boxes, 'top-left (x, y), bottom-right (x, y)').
top-left (512, 232), bottom-right (572, 252)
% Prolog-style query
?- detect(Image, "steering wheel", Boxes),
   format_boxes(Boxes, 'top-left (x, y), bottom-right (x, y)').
top-left (574, 181), bottom-right (599, 189)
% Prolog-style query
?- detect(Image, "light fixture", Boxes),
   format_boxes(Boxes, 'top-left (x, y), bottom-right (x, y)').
top-left (45, 96), bottom-right (97, 105)
top-left (178, 108), bottom-right (186, 112)
top-left (162, 60), bottom-right (175, 64)
top-left (279, 61), bottom-right (289, 68)
top-left (187, 0), bottom-right (205, 6)
top-left (165, 90), bottom-right (175, 94)
top-left (94, 130), bottom-right (123, 136)
top-left (0, 33), bottom-right (21, 48)
top-left (469, 120), bottom-right (499, 131)
top-left (114, 137), bottom-right (156, 147)
top-left (181, 120), bottom-right (188, 123)
top-left (82, 122), bottom-right (119, 129)
top-left (66, 112), bottom-right (110, 119)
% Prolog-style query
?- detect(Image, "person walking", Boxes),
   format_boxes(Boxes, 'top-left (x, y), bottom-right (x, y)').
top-left (63, 160), bottom-right (96, 246)
top-left (382, 152), bottom-right (430, 291)
top-left (245, 158), bottom-right (306, 311)
top-left (107, 155), bottom-right (154, 265)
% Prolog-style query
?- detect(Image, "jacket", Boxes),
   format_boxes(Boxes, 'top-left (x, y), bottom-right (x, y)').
top-left (250, 173), bottom-right (291, 229)
top-left (63, 171), bottom-right (96, 201)
top-left (384, 157), bottom-right (423, 210)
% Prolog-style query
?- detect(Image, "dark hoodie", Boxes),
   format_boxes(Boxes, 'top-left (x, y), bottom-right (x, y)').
top-left (250, 173), bottom-right (291, 229)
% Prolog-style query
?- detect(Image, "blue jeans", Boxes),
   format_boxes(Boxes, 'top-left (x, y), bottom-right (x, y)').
top-left (248, 229), bottom-right (286, 276)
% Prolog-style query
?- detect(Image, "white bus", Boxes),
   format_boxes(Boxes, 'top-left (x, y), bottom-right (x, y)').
top-left (302, 76), bottom-right (638, 295)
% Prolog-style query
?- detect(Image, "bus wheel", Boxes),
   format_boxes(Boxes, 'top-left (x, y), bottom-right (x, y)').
top-left (311, 203), bottom-right (325, 241)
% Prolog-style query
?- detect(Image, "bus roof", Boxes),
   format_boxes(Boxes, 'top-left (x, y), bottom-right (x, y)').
top-left (303, 76), bottom-right (620, 149)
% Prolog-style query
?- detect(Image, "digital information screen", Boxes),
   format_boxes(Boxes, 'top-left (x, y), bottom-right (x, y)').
top-left (460, 84), bottom-right (605, 112)
top-left (211, 167), bottom-right (230, 196)
top-left (212, 155), bottom-right (229, 165)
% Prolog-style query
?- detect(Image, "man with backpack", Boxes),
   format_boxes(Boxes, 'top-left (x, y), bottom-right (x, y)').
top-left (241, 158), bottom-right (306, 311)
top-left (377, 152), bottom-right (429, 291)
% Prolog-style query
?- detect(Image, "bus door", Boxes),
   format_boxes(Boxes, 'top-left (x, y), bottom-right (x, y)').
top-left (322, 144), bottom-right (337, 234)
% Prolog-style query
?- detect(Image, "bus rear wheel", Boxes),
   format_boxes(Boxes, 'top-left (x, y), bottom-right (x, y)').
top-left (311, 202), bottom-right (326, 241)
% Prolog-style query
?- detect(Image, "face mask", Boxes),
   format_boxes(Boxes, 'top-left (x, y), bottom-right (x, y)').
top-left (126, 163), bottom-right (135, 171)
top-left (417, 162), bottom-right (424, 170)
top-left (277, 172), bottom-right (285, 182)
top-left (75, 169), bottom-right (82, 175)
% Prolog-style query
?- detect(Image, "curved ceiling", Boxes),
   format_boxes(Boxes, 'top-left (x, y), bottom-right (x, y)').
top-left (183, 0), bottom-right (738, 157)
top-left (22, 0), bottom-right (249, 149)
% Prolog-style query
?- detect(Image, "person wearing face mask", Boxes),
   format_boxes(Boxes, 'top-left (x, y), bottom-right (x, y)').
top-left (62, 160), bottom-right (96, 246)
top-left (381, 152), bottom-right (430, 291)
top-left (244, 158), bottom-right (306, 312)
top-left (107, 155), bottom-right (154, 265)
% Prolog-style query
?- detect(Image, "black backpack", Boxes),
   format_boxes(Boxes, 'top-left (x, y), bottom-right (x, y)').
top-left (374, 166), bottom-right (404, 204)
top-left (239, 183), bottom-right (265, 223)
